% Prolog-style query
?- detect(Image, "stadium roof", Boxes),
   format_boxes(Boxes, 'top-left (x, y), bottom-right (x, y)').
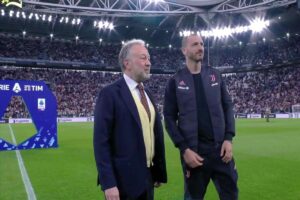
top-left (0, 0), bottom-right (300, 46)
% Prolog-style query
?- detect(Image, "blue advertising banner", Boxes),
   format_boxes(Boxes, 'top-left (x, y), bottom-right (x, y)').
top-left (0, 80), bottom-right (57, 151)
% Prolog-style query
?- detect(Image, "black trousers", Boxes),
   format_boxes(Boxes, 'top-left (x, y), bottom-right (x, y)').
top-left (120, 168), bottom-right (154, 200)
top-left (184, 143), bottom-right (238, 200)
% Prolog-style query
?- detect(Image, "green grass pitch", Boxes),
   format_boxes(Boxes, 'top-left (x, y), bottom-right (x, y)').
top-left (1, 119), bottom-right (300, 200)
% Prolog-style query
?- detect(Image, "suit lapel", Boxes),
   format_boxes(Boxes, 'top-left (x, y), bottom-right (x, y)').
top-left (119, 78), bottom-right (142, 131)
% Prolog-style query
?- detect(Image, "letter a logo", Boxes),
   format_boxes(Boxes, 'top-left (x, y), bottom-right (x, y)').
top-left (12, 83), bottom-right (21, 93)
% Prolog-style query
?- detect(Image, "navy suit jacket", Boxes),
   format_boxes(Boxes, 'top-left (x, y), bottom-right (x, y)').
top-left (93, 77), bottom-right (167, 198)
top-left (164, 66), bottom-right (235, 152)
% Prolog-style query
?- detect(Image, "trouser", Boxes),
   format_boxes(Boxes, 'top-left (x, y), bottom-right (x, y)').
top-left (120, 168), bottom-right (154, 200)
top-left (183, 142), bottom-right (238, 200)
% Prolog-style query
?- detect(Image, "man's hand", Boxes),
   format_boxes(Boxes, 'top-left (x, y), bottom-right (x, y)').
top-left (183, 148), bottom-right (204, 168)
top-left (104, 186), bottom-right (120, 200)
top-left (221, 140), bottom-right (233, 163)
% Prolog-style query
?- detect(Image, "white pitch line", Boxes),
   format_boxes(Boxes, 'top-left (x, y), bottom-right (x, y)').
top-left (8, 124), bottom-right (37, 200)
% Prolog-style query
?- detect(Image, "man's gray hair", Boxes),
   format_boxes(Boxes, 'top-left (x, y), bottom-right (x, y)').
top-left (118, 39), bottom-right (146, 71)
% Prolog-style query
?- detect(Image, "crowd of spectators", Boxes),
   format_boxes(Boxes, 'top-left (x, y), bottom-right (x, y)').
top-left (226, 67), bottom-right (300, 113)
top-left (209, 36), bottom-right (300, 67)
top-left (1, 34), bottom-right (300, 70)
top-left (1, 66), bottom-right (299, 118)
top-left (1, 33), bottom-right (300, 117)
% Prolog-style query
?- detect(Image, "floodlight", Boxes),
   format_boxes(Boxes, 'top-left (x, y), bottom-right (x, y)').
top-left (249, 18), bottom-right (269, 33)
top-left (108, 23), bottom-right (114, 30)
top-left (104, 21), bottom-right (109, 28)
top-left (9, 10), bottom-right (14, 17)
top-left (98, 21), bottom-right (104, 29)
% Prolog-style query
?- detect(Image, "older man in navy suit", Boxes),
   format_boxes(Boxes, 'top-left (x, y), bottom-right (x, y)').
top-left (94, 39), bottom-right (167, 200)
top-left (164, 34), bottom-right (238, 200)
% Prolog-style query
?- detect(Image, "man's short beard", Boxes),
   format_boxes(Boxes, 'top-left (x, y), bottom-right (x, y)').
top-left (195, 58), bottom-right (203, 63)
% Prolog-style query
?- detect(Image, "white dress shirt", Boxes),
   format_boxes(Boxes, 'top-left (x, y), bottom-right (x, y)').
top-left (123, 73), bottom-right (152, 107)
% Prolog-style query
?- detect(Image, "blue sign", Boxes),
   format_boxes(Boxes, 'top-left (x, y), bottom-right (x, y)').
top-left (0, 80), bottom-right (58, 151)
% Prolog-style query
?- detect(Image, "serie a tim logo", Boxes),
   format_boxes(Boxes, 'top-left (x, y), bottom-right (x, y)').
top-left (1, 0), bottom-right (22, 8)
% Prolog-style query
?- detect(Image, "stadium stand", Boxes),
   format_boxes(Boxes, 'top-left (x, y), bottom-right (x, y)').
top-left (1, 65), bottom-right (299, 117)
top-left (1, 34), bottom-right (300, 70)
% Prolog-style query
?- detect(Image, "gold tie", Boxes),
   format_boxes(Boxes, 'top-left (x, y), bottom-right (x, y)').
top-left (137, 83), bottom-right (151, 121)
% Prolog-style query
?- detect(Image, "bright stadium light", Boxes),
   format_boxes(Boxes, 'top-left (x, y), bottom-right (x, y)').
top-left (22, 12), bottom-right (26, 19)
top-left (179, 18), bottom-right (270, 38)
top-left (104, 21), bottom-right (109, 28)
top-left (286, 32), bottom-right (290, 38)
top-left (58, 16), bottom-right (81, 25)
top-left (147, 0), bottom-right (165, 4)
top-left (48, 15), bottom-right (52, 22)
top-left (223, 27), bottom-right (233, 37)
top-left (1, 9), bottom-right (5, 16)
top-left (65, 17), bottom-right (69, 24)
top-left (211, 27), bottom-right (232, 38)
top-left (168, 44), bottom-right (172, 48)
top-left (233, 26), bottom-right (249, 34)
top-left (22, 31), bottom-right (26, 36)
top-left (249, 18), bottom-right (270, 33)
top-left (99, 21), bottom-right (104, 29)
top-left (99, 38), bottom-right (103, 43)
top-left (212, 28), bottom-right (222, 38)
top-left (34, 13), bottom-right (39, 21)
top-left (94, 20), bottom-right (114, 30)
top-left (200, 30), bottom-right (208, 37)
top-left (108, 23), bottom-right (114, 30)
top-left (29, 13), bottom-right (33, 20)
top-left (181, 30), bottom-right (194, 37)
top-left (9, 10), bottom-right (14, 17)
